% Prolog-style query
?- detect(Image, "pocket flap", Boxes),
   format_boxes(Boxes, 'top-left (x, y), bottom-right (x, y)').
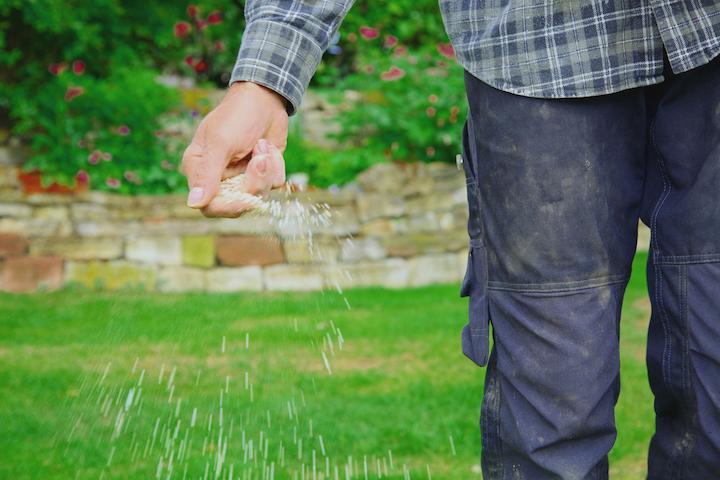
top-left (459, 244), bottom-right (490, 367)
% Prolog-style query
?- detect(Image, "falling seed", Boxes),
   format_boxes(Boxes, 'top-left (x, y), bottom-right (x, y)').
top-left (318, 435), bottom-right (326, 456)
top-left (321, 351), bottom-right (332, 375)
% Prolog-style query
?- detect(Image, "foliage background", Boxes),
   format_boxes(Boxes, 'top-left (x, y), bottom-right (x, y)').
top-left (0, 0), bottom-right (465, 193)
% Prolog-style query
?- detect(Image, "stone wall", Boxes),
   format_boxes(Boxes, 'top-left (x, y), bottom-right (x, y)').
top-left (0, 157), bottom-right (476, 293)
top-left (0, 150), bottom-right (652, 293)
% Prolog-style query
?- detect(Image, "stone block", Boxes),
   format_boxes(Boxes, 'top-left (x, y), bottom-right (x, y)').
top-left (0, 217), bottom-right (69, 237)
top-left (211, 216), bottom-right (278, 235)
top-left (125, 236), bottom-right (182, 266)
top-left (356, 163), bottom-right (407, 192)
top-left (158, 266), bottom-right (206, 292)
top-left (0, 146), bottom-right (29, 166)
top-left (407, 253), bottom-right (465, 286)
top-left (356, 193), bottom-right (405, 221)
top-left (0, 233), bottom-right (28, 257)
top-left (383, 231), bottom-right (467, 257)
top-left (405, 212), bottom-right (441, 233)
top-left (140, 218), bottom-right (215, 235)
top-left (0, 165), bottom-right (19, 188)
top-left (283, 189), bottom-right (356, 207)
top-left (33, 206), bottom-right (69, 222)
top-left (65, 260), bottom-right (157, 291)
top-left (0, 203), bottom-right (32, 218)
top-left (1, 256), bottom-right (63, 292)
top-left (206, 266), bottom-right (263, 292)
top-left (326, 258), bottom-right (408, 289)
top-left (24, 193), bottom-right (76, 206)
top-left (216, 236), bottom-right (284, 266)
top-left (300, 206), bottom-right (360, 237)
top-left (71, 203), bottom-right (115, 222)
top-left (29, 237), bottom-right (123, 260)
top-left (76, 220), bottom-right (141, 237)
top-left (359, 218), bottom-right (408, 237)
top-left (263, 264), bottom-right (324, 291)
top-left (182, 235), bottom-right (216, 267)
top-left (339, 237), bottom-right (386, 262)
top-left (404, 186), bottom-right (465, 214)
top-left (283, 237), bottom-right (340, 264)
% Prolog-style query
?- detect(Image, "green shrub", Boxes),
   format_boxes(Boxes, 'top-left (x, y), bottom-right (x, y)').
top-left (12, 67), bottom-right (183, 194)
top-left (1, 0), bottom-right (462, 193)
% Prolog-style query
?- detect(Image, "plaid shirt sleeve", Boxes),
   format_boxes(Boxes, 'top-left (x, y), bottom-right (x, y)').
top-left (229, 1), bottom-right (355, 115)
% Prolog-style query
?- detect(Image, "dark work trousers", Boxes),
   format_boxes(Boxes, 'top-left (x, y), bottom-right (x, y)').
top-left (459, 51), bottom-right (720, 480)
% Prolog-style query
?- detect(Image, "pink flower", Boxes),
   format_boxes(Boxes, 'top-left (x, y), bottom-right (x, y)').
top-left (428, 94), bottom-right (438, 104)
top-left (161, 160), bottom-right (175, 170)
top-left (88, 150), bottom-right (102, 165)
top-left (64, 86), bottom-right (85, 102)
top-left (106, 178), bottom-right (120, 189)
top-left (394, 45), bottom-right (408, 56)
top-left (207, 11), bottom-right (222, 24)
top-left (214, 41), bottom-right (225, 52)
top-left (426, 146), bottom-right (436, 157)
top-left (384, 35), bottom-right (398, 48)
top-left (72, 60), bottom-right (85, 75)
top-left (187, 5), bottom-right (198, 18)
top-left (174, 21), bottom-right (192, 37)
top-left (359, 26), bottom-right (379, 40)
top-left (101, 152), bottom-right (112, 162)
top-left (116, 125), bottom-right (130, 136)
top-left (48, 63), bottom-right (67, 76)
top-left (426, 107), bottom-right (436, 117)
top-left (450, 106), bottom-right (460, 116)
top-left (194, 59), bottom-right (208, 73)
top-left (184, 55), bottom-right (195, 66)
top-left (76, 170), bottom-right (89, 183)
top-left (196, 19), bottom-right (207, 30)
top-left (380, 66), bottom-right (405, 81)
top-left (124, 171), bottom-right (137, 182)
top-left (364, 65), bottom-right (375, 74)
top-left (437, 43), bottom-right (455, 59)
top-left (347, 32), bottom-right (357, 43)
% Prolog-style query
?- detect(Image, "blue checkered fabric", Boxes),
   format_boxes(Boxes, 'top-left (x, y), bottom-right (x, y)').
top-left (230, 1), bottom-right (720, 114)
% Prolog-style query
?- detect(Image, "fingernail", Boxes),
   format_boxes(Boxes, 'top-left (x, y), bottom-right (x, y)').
top-left (258, 138), bottom-right (269, 154)
top-left (256, 156), bottom-right (267, 174)
top-left (187, 187), bottom-right (204, 207)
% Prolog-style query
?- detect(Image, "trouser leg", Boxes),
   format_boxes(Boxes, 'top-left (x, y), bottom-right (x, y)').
top-left (641, 53), bottom-right (720, 480)
top-left (461, 72), bottom-right (647, 479)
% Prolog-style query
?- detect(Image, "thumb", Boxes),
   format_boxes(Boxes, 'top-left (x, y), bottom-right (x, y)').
top-left (182, 143), bottom-right (227, 208)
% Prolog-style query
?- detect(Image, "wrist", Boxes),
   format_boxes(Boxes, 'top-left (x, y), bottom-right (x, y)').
top-left (228, 81), bottom-right (289, 112)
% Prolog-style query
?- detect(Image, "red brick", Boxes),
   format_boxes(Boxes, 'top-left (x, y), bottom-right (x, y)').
top-left (0, 233), bottom-right (27, 257)
top-left (216, 236), bottom-right (284, 266)
top-left (1, 256), bottom-right (63, 293)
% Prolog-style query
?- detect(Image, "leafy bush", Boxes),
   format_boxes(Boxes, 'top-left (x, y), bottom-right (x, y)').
top-left (1, 0), bottom-right (462, 193)
top-left (12, 67), bottom-right (183, 193)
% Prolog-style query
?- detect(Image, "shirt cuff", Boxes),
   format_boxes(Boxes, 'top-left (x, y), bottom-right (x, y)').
top-left (228, 19), bottom-right (324, 116)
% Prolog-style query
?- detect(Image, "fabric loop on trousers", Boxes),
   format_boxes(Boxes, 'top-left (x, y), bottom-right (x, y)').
top-left (461, 239), bottom-right (490, 367)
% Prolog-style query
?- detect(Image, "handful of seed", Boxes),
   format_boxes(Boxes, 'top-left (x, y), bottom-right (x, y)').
top-left (217, 173), bottom-right (333, 240)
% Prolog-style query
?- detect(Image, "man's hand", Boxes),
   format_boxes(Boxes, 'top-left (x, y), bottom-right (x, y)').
top-left (181, 81), bottom-right (289, 217)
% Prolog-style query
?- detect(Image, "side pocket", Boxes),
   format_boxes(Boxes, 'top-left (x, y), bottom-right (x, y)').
top-left (460, 238), bottom-right (490, 367)
top-left (459, 118), bottom-right (489, 367)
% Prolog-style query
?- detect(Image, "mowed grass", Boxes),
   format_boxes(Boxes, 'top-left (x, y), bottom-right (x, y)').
top-left (0, 252), bottom-right (654, 479)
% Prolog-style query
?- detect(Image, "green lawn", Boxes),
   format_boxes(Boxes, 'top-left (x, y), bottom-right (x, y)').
top-left (0, 253), bottom-right (654, 479)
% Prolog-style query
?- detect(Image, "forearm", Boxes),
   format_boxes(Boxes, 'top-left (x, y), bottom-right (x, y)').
top-left (229, 0), bottom-right (355, 115)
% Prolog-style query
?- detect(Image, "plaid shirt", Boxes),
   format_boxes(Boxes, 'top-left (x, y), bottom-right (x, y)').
top-left (230, 1), bottom-right (720, 115)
